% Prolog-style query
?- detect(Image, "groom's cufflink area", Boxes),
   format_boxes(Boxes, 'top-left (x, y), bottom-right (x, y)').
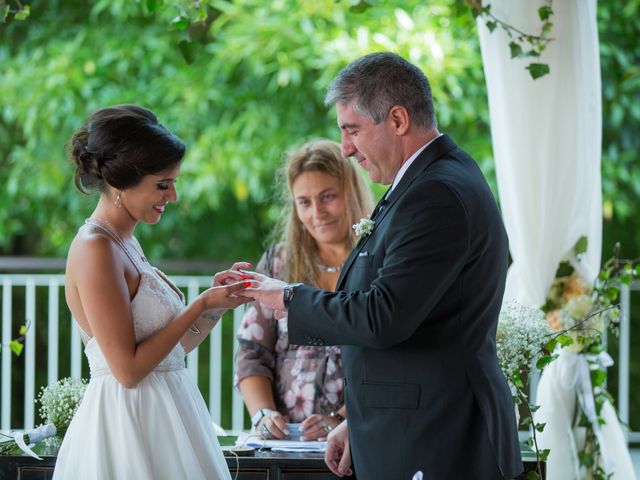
top-left (283, 282), bottom-right (304, 308)
top-left (306, 336), bottom-right (325, 346)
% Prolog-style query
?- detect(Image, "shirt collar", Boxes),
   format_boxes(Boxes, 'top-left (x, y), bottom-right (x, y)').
top-left (389, 133), bottom-right (443, 194)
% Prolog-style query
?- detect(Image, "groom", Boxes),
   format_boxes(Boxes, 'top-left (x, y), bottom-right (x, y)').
top-left (244, 52), bottom-right (523, 479)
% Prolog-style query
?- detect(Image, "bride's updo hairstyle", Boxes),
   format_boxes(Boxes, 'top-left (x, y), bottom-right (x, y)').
top-left (68, 104), bottom-right (186, 193)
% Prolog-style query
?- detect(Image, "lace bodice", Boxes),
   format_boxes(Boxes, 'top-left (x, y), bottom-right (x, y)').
top-left (78, 220), bottom-right (187, 378)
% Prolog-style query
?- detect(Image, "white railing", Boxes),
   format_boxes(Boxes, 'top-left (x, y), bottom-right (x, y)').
top-left (1, 273), bottom-right (638, 441)
top-left (0, 274), bottom-right (246, 432)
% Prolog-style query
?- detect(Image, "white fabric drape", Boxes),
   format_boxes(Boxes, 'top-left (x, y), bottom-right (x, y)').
top-left (478, 0), bottom-right (602, 308)
top-left (478, 1), bottom-right (635, 479)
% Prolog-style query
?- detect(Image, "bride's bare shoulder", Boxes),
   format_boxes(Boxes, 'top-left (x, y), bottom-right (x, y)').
top-left (66, 227), bottom-right (122, 277)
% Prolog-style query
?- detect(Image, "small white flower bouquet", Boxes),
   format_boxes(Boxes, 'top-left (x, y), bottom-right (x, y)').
top-left (352, 218), bottom-right (375, 240)
top-left (496, 301), bottom-right (553, 382)
top-left (0, 377), bottom-right (87, 458)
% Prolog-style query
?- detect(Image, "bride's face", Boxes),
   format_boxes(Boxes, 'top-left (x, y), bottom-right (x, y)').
top-left (292, 171), bottom-right (350, 248)
top-left (120, 164), bottom-right (181, 225)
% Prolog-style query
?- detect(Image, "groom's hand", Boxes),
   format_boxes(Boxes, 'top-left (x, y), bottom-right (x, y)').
top-left (239, 271), bottom-right (288, 311)
top-left (325, 421), bottom-right (352, 477)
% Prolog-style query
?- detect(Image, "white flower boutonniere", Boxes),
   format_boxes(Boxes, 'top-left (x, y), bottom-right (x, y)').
top-left (352, 218), bottom-right (375, 240)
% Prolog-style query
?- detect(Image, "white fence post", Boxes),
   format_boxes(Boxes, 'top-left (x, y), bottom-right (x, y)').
top-left (48, 279), bottom-right (60, 386)
top-left (1, 278), bottom-right (12, 431)
top-left (24, 278), bottom-right (36, 429)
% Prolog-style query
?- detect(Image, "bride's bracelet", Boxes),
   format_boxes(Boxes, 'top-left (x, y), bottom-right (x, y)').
top-left (189, 309), bottom-right (223, 334)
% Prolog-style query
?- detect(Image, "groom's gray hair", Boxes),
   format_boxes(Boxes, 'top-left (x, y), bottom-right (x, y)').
top-left (325, 52), bottom-right (437, 131)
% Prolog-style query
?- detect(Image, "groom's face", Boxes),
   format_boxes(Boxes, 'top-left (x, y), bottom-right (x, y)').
top-left (337, 101), bottom-right (401, 185)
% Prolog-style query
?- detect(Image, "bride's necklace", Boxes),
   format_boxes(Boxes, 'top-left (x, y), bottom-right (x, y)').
top-left (85, 217), bottom-right (147, 263)
top-left (317, 262), bottom-right (344, 273)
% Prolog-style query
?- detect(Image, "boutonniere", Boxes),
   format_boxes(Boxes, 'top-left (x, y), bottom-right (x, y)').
top-left (352, 218), bottom-right (375, 241)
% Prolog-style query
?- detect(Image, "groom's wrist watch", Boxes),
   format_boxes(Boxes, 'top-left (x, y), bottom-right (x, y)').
top-left (283, 283), bottom-right (304, 308)
top-left (251, 408), bottom-right (274, 428)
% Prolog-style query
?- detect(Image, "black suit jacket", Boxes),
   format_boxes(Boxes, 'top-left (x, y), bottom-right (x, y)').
top-left (288, 135), bottom-right (522, 479)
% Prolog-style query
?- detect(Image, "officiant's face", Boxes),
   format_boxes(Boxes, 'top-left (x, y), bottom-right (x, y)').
top-left (337, 101), bottom-right (400, 185)
top-left (292, 171), bottom-right (349, 247)
top-left (122, 164), bottom-right (181, 225)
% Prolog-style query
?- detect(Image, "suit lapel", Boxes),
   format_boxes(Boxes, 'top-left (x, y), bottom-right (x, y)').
top-left (336, 135), bottom-right (458, 290)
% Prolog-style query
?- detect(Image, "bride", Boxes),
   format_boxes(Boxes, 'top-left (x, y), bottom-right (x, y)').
top-left (54, 104), bottom-right (250, 479)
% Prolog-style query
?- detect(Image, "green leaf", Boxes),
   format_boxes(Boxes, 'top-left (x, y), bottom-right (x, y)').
top-left (574, 235), bottom-right (588, 254)
top-left (591, 369), bottom-right (607, 387)
top-left (178, 39), bottom-right (196, 64)
top-left (539, 448), bottom-right (551, 462)
top-left (349, 1), bottom-right (372, 13)
top-left (545, 337), bottom-right (558, 352)
top-left (604, 286), bottom-right (619, 301)
top-left (579, 450), bottom-right (594, 467)
top-left (509, 41), bottom-right (523, 58)
top-left (538, 6), bottom-right (553, 21)
top-left (1, 5), bottom-right (9, 22)
top-left (9, 340), bottom-right (23, 356)
top-left (172, 15), bottom-right (189, 30)
top-left (525, 469), bottom-right (540, 479)
top-left (534, 422), bottom-right (546, 432)
top-left (146, 0), bottom-right (160, 13)
top-left (486, 21), bottom-right (497, 32)
top-left (536, 355), bottom-right (555, 370)
top-left (526, 63), bottom-right (550, 79)
top-left (557, 334), bottom-right (574, 347)
top-left (19, 325), bottom-right (28, 336)
top-left (13, 5), bottom-right (30, 21)
top-left (521, 416), bottom-right (533, 426)
top-left (512, 374), bottom-right (524, 389)
top-left (529, 404), bottom-right (541, 413)
top-left (556, 261), bottom-right (574, 277)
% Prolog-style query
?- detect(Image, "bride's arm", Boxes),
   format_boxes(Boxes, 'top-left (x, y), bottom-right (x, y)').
top-left (71, 236), bottom-right (250, 388)
top-left (179, 307), bottom-right (225, 353)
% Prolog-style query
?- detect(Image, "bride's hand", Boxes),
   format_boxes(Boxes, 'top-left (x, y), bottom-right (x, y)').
top-left (213, 262), bottom-right (253, 287)
top-left (198, 281), bottom-right (253, 310)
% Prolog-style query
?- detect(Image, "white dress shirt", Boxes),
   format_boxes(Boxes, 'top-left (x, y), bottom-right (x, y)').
top-left (389, 133), bottom-right (443, 194)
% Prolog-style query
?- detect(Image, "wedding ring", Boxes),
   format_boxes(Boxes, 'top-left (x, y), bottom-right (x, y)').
top-left (323, 424), bottom-right (332, 433)
top-left (261, 424), bottom-right (271, 439)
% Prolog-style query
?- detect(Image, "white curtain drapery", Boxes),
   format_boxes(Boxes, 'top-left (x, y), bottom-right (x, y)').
top-left (477, 0), bottom-right (635, 478)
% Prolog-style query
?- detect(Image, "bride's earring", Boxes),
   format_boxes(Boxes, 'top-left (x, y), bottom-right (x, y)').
top-left (115, 191), bottom-right (122, 208)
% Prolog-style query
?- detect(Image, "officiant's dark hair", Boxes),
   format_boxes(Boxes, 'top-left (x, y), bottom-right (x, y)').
top-left (68, 104), bottom-right (186, 193)
top-left (325, 52), bottom-right (437, 131)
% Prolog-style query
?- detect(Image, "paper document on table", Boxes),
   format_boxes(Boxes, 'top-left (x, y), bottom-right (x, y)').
top-left (235, 431), bottom-right (326, 452)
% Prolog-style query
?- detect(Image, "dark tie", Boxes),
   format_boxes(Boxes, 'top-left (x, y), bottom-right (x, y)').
top-left (371, 196), bottom-right (388, 220)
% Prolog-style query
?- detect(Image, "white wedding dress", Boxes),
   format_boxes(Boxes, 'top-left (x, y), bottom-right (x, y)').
top-left (53, 221), bottom-right (231, 480)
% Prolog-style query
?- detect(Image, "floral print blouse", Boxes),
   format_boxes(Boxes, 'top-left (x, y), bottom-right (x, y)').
top-left (234, 244), bottom-right (344, 422)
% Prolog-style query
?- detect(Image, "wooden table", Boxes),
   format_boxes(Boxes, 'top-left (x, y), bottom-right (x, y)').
top-left (0, 448), bottom-right (544, 479)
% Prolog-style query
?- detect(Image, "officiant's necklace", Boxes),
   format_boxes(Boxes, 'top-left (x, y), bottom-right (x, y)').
top-left (317, 262), bottom-right (343, 273)
top-left (85, 217), bottom-right (147, 263)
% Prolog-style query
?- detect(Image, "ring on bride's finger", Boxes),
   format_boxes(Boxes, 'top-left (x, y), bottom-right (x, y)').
top-left (323, 424), bottom-right (332, 433)
top-left (261, 424), bottom-right (271, 439)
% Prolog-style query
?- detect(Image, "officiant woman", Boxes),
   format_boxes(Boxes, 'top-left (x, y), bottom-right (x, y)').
top-left (234, 139), bottom-right (373, 441)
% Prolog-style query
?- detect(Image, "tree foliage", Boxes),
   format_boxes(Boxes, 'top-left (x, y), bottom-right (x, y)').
top-left (0, 0), bottom-right (488, 262)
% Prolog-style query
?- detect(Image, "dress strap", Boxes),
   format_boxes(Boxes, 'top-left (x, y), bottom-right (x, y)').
top-left (75, 320), bottom-right (93, 345)
top-left (83, 219), bottom-right (144, 274)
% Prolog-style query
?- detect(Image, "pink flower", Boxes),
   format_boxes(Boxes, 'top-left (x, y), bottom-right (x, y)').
top-left (284, 382), bottom-right (315, 422)
top-left (325, 379), bottom-right (343, 405)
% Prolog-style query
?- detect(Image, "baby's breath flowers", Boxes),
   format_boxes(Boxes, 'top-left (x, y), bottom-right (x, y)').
top-left (496, 301), bottom-right (553, 381)
top-left (0, 377), bottom-right (87, 457)
top-left (352, 218), bottom-right (375, 240)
